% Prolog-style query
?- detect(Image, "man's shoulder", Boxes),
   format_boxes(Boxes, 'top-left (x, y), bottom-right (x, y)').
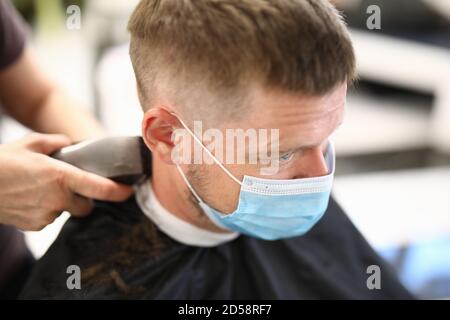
top-left (62, 196), bottom-right (147, 242)
top-left (276, 195), bottom-right (381, 268)
top-left (48, 197), bottom-right (151, 261)
top-left (19, 197), bottom-right (177, 299)
top-left (274, 196), bottom-right (413, 299)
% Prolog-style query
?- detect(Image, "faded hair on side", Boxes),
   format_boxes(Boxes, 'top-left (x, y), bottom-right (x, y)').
top-left (128, 0), bottom-right (356, 121)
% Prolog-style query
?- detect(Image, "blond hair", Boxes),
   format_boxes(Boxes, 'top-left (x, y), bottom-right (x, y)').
top-left (128, 0), bottom-right (356, 121)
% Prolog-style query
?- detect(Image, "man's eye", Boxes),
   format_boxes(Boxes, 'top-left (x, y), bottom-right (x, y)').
top-left (279, 152), bottom-right (295, 162)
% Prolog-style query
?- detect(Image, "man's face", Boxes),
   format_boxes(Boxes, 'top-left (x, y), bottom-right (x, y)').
top-left (185, 82), bottom-right (347, 214)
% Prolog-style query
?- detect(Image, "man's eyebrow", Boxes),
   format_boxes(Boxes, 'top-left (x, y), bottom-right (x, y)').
top-left (278, 144), bottom-right (313, 155)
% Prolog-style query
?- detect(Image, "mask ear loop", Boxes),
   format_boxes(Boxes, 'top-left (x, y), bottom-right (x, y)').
top-left (324, 140), bottom-right (335, 175)
top-left (171, 112), bottom-right (243, 186)
top-left (175, 164), bottom-right (233, 230)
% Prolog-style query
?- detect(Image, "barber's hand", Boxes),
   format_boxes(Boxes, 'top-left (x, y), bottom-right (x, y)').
top-left (0, 133), bottom-right (133, 231)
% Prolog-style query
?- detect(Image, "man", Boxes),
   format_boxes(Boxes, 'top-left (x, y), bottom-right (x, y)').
top-left (0, 0), bottom-right (132, 298)
top-left (20, 0), bottom-right (413, 299)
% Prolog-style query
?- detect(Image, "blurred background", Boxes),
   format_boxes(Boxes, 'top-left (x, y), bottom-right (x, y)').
top-left (1, 0), bottom-right (449, 299)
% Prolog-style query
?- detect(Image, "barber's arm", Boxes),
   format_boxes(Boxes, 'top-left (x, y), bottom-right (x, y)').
top-left (0, 49), bottom-right (133, 231)
top-left (0, 47), bottom-right (103, 141)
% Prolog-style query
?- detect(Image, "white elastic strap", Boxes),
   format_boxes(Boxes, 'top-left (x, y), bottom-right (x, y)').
top-left (171, 113), bottom-right (243, 186)
top-left (325, 140), bottom-right (335, 174)
top-left (175, 164), bottom-right (203, 203)
top-left (175, 164), bottom-right (232, 230)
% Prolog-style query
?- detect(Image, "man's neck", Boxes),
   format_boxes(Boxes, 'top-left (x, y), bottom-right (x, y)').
top-left (151, 156), bottom-right (232, 234)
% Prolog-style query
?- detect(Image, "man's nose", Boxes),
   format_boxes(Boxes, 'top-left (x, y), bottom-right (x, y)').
top-left (293, 147), bottom-right (329, 178)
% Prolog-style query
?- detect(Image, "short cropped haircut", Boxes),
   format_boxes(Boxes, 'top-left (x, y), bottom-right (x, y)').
top-left (128, 0), bottom-right (356, 121)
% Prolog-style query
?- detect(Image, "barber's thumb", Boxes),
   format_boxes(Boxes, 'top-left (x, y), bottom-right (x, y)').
top-left (23, 133), bottom-right (72, 155)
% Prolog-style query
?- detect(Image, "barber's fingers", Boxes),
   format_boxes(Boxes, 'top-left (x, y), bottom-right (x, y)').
top-left (67, 193), bottom-right (93, 217)
top-left (60, 162), bottom-right (134, 202)
top-left (4, 209), bottom-right (59, 232)
top-left (20, 133), bottom-right (72, 155)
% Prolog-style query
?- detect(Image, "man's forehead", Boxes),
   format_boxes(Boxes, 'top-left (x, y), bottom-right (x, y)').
top-left (245, 83), bottom-right (347, 141)
top-left (203, 83), bottom-right (346, 158)
top-left (245, 82), bottom-right (346, 119)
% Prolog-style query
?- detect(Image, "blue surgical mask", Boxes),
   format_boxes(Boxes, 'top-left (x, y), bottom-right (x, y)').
top-left (173, 115), bottom-right (335, 241)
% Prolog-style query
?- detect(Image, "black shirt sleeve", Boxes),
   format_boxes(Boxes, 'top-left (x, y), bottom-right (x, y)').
top-left (0, 2), bottom-right (31, 299)
top-left (0, 0), bottom-right (27, 70)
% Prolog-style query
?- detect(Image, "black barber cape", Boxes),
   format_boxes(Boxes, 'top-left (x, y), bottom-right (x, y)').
top-left (20, 194), bottom-right (413, 299)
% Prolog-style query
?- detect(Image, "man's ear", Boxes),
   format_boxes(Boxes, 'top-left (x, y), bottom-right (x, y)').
top-left (142, 107), bottom-right (179, 164)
